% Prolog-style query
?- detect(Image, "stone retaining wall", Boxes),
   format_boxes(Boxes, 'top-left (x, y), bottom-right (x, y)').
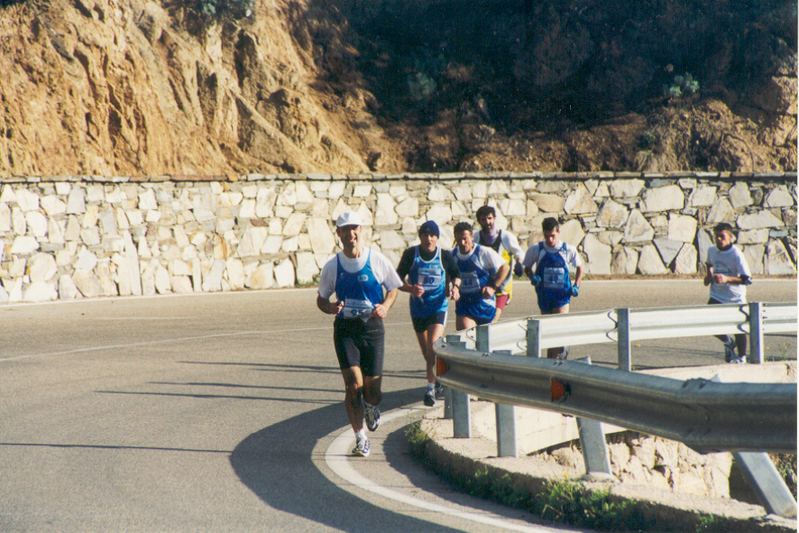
top-left (0, 172), bottom-right (795, 303)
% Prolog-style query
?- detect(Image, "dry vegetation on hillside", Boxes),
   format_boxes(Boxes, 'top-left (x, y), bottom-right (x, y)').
top-left (0, 0), bottom-right (795, 177)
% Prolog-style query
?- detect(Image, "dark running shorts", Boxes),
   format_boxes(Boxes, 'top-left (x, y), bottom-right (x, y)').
top-left (411, 311), bottom-right (447, 333)
top-left (456, 312), bottom-right (495, 326)
top-left (333, 316), bottom-right (385, 376)
top-left (538, 300), bottom-right (570, 315)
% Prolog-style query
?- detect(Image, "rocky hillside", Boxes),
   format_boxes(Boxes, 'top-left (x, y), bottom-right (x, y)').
top-left (0, 0), bottom-right (795, 177)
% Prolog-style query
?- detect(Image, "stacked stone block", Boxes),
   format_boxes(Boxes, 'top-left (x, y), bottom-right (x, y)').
top-left (0, 172), bottom-right (795, 303)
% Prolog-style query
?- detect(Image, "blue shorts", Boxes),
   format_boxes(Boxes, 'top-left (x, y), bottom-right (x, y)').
top-left (411, 311), bottom-right (447, 333)
top-left (538, 298), bottom-right (571, 314)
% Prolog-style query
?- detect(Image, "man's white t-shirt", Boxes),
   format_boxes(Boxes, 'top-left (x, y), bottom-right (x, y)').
top-left (522, 241), bottom-right (583, 272)
top-left (707, 245), bottom-right (751, 304)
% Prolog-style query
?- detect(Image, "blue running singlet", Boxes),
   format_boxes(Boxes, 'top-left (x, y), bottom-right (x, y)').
top-left (453, 245), bottom-right (496, 324)
top-left (408, 247), bottom-right (448, 318)
top-left (534, 242), bottom-right (572, 312)
top-left (335, 250), bottom-right (383, 320)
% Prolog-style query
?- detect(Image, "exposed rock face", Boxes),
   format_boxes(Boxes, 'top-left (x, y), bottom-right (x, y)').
top-left (0, 0), bottom-right (795, 176)
top-left (0, 0), bottom-right (380, 177)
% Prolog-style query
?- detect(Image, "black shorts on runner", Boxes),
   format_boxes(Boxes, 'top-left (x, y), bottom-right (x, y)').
top-left (333, 316), bottom-right (385, 377)
top-left (411, 311), bottom-right (447, 333)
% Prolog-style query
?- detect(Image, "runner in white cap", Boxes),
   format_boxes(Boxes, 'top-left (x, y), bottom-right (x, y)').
top-left (317, 211), bottom-right (403, 457)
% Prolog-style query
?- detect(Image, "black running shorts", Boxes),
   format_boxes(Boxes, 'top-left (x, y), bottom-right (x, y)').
top-left (411, 311), bottom-right (447, 333)
top-left (333, 316), bottom-right (385, 377)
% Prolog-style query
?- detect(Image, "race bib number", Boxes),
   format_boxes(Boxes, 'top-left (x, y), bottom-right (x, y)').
top-left (342, 298), bottom-right (373, 320)
top-left (461, 271), bottom-right (480, 294)
top-left (418, 267), bottom-right (442, 291)
top-left (543, 267), bottom-right (567, 290)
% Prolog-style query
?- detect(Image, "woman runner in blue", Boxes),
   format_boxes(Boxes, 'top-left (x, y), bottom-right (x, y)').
top-left (317, 211), bottom-right (403, 457)
top-left (397, 220), bottom-right (461, 407)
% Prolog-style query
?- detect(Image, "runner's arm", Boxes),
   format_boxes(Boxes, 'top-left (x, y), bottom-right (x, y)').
top-left (317, 294), bottom-right (343, 315)
top-left (574, 264), bottom-right (584, 287)
top-left (396, 247), bottom-right (424, 295)
top-left (373, 288), bottom-right (399, 318)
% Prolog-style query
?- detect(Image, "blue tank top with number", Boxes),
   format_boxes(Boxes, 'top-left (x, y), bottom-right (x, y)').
top-left (534, 242), bottom-right (572, 308)
top-left (335, 250), bottom-right (383, 320)
top-left (408, 246), bottom-right (448, 318)
top-left (453, 245), bottom-right (496, 323)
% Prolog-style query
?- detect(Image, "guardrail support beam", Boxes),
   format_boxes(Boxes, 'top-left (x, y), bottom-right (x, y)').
top-left (527, 319), bottom-right (541, 358)
top-left (452, 327), bottom-right (488, 439)
top-left (575, 357), bottom-right (615, 481)
top-left (442, 335), bottom-right (466, 420)
top-left (496, 403), bottom-right (517, 457)
top-left (452, 391), bottom-right (471, 438)
top-left (749, 302), bottom-right (764, 364)
top-left (734, 451), bottom-right (797, 518)
top-left (492, 349), bottom-right (518, 457)
top-left (617, 308), bottom-right (632, 371)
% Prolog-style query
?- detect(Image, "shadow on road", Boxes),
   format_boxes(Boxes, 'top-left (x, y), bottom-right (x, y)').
top-left (229, 388), bottom-right (468, 533)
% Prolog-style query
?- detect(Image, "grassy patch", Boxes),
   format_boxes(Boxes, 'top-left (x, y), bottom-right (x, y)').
top-left (406, 422), bottom-right (655, 531)
top-left (405, 420), bottom-right (431, 460)
top-left (771, 453), bottom-right (797, 498)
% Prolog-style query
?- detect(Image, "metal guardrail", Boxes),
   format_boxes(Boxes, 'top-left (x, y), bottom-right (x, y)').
top-left (435, 343), bottom-right (796, 454)
top-left (434, 301), bottom-right (798, 517)
top-left (453, 302), bottom-right (795, 367)
top-left (434, 302), bottom-right (798, 453)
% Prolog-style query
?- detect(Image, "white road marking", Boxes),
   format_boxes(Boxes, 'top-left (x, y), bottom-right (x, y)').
top-left (324, 407), bottom-right (566, 533)
top-left (0, 327), bottom-right (333, 362)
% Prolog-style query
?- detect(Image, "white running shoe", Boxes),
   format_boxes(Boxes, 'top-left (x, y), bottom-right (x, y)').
top-left (352, 436), bottom-right (370, 457)
top-left (424, 388), bottom-right (436, 407)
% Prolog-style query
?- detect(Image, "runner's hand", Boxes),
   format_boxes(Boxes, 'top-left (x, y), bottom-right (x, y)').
top-left (530, 275), bottom-right (541, 287)
top-left (571, 285), bottom-right (580, 297)
top-left (513, 262), bottom-right (524, 277)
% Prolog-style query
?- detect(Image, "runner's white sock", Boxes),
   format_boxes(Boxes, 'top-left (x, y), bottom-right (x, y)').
top-left (357, 429), bottom-right (367, 441)
top-left (426, 383), bottom-right (435, 391)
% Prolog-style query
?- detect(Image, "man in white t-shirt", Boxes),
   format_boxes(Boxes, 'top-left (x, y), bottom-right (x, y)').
top-left (317, 211), bottom-right (403, 457)
top-left (704, 222), bottom-right (753, 364)
top-left (523, 217), bottom-right (584, 359)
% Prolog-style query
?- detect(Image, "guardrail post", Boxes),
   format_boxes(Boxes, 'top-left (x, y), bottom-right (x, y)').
top-left (734, 451), bottom-right (797, 518)
top-left (617, 308), bottom-right (632, 371)
top-left (476, 324), bottom-right (490, 353)
top-left (575, 357), bottom-right (614, 482)
top-left (453, 327), bottom-right (488, 439)
top-left (452, 389), bottom-right (471, 438)
top-left (442, 335), bottom-right (465, 420)
top-left (749, 302), bottom-right (764, 364)
top-left (443, 388), bottom-right (453, 420)
top-left (526, 318), bottom-right (541, 357)
top-left (493, 350), bottom-right (517, 457)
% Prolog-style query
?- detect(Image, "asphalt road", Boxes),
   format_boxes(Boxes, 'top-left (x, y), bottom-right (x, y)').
top-left (0, 280), bottom-right (795, 532)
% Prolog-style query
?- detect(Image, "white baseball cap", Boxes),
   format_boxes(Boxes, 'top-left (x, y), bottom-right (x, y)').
top-left (336, 211), bottom-right (363, 227)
